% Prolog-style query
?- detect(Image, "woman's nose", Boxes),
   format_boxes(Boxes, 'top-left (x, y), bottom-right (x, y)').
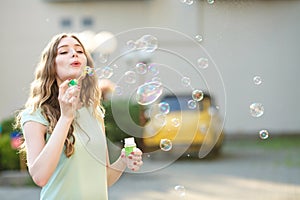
top-left (71, 49), bottom-right (78, 57)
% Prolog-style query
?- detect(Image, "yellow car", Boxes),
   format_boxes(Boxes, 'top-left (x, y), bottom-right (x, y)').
top-left (142, 93), bottom-right (224, 158)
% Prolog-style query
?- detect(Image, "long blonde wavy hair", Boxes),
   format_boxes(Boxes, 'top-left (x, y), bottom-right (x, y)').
top-left (15, 33), bottom-right (103, 158)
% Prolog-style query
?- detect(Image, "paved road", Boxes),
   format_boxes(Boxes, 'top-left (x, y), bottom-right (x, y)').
top-left (1, 139), bottom-right (299, 200)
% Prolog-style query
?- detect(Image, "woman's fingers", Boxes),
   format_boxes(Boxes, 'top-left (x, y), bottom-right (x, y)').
top-left (126, 148), bottom-right (143, 171)
top-left (58, 79), bottom-right (71, 100)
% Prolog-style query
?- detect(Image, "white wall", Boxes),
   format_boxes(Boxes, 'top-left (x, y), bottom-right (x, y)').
top-left (0, 0), bottom-right (299, 134)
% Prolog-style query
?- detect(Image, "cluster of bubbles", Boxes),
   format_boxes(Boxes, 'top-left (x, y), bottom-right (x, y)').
top-left (250, 75), bottom-right (269, 139)
top-left (126, 35), bottom-right (158, 53)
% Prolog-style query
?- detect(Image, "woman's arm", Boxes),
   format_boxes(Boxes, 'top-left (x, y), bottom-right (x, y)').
top-left (24, 80), bottom-right (80, 187)
top-left (23, 116), bottom-right (73, 187)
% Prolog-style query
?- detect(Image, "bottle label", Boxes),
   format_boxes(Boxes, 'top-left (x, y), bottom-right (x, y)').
top-left (125, 146), bottom-right (136, 156)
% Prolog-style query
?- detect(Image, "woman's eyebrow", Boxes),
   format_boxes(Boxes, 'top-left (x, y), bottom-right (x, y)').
top-left (58, 43), bottom-right (82, 49)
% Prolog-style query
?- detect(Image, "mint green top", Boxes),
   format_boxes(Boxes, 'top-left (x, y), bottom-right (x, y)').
top-left (21, 107), bottom-right (108, 200)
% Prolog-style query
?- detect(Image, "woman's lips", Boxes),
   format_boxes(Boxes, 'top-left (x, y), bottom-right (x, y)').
top-left (71, 61), bottom-right (81, 67)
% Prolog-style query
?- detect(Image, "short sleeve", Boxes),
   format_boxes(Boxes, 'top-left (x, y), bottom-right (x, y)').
top-left (20, 107), bottom-right (49, 130)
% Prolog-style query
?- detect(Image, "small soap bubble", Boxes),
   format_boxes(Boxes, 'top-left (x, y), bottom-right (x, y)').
top-left (259, 129), bottom-right (269, 139)
top-left (124, 71), bottom-right (137, 84)
top-left (171, 118), bottom-right (180, 127)
top-left (101, 66), bottom-right (114, 79)
top-left (195, 35), bottom-right (203, 42)
top-left (253, 76), bottom-right (262, 85)
top-left (250, 103), bottom-right (264, 117)
top-left (126, 40), bottom-right (136, 50)
top-left (154, 114), bottom-right (167, 128)
top-left (180, 0), bottom-right (193, 5)
top-left (197, 57), bottom-right (209, 69)
top-left (181, 77), bottom-right (191, 87)
top-left (148, 63), bottom-right (159, 76)
top-left (98, 53), bottom-right (109, 63)
top-left (199, 124), bottom-right (207, 133)
top-left (174, 185), bottom-right (186, 197)
top-left (160, 139), bottom-right (172, 151)
top-left (139, 35), bottom-right (158, 52)
top-left (185, 0), bottom-right (194, 5)
top-left (188, 99), bottom-right (197, 109)
top-left (192, 89), bottom-right (204, 102)
top-left (114, 86), bottom-right (122, 96)
top-left (85, 66), bottom-right (94, 76)
top-left (135, 62), bottom-right (148, 74)
top-left (136, 81), bottom-right (163, 105)
top-left (158, 102), bottom-right (170, 115)
top-left (207, 0), bottom-right (215, 4)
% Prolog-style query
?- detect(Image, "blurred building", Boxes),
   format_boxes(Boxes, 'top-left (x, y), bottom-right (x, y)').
top-left (0, 0), bottom-right (300, 135)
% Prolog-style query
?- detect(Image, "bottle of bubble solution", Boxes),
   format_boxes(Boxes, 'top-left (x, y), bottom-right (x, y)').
top-left (124, 137), bottom-right (136, 156)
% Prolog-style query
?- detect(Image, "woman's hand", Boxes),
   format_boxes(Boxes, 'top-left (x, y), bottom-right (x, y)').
top-left (58, 79), bottom-right (81, 119)
top-left (121, 148), bottom-right (143, 171)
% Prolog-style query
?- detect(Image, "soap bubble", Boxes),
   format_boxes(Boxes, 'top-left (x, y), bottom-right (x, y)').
top-left (126, 40), bottom-right (136, 50)
top-left (259, 129), bottom-right (269, 139)
top-left (135, 62), bottom-right (148, 74)
top-left (158, 102), bottom-right (170, 115)
top-left (154, 114), bottom-right (167, 128)
top-left (181, 77), bottom-right (191, 87)
top-left (85, 66), bottom-right (94, 76)
top-left (207, 0), bottom-right (215, 4)
top-left (100, 66), bottom-right (114, 79)
top-left (98, 53), bottom-right (109, 63)
top-left (180, 0), bottom-right (193, 5)
top-left (160, 139), bottom-right (172, 151)
top-left (171, 118), bottom-right (180, 127)
top-left (137, 35), bottom-right (158, 52)
top-left (197, 57), bottom-right (209, 69)
top-left (148, 63), bottom-right (160, 76)
top-left (253, 76), bottom-right (262, 85)
top-left (188, 99), bottom-right (197, 109)
top-left (136, 81), bottom-right (163, 105)
top-left (250, 103), bottom-right (264, 117)
top-left (124, 71), bottom-right (137, 84)
top-left (114, 86), bottom-right (122, 96)
top-left (174, 185), bottom-right (186, 197)
top-left (192, 89), bottom-right (204, 102)
top-left (195, 35), bottom-right (203, 42)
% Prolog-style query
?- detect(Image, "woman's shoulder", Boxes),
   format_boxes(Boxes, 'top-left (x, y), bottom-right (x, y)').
top-left (20, 107), bottom-right (49, 129)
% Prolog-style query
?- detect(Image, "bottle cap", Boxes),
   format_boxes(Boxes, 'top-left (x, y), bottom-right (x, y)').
top-left (124, 137), bottom-right (136, 146)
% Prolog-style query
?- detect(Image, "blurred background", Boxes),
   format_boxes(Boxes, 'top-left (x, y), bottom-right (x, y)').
top-left (0, 0), bottom-right (300, 199)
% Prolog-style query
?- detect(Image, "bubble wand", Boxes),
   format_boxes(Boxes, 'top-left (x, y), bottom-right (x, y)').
top-left (68, 66), bottom-right (94, 87)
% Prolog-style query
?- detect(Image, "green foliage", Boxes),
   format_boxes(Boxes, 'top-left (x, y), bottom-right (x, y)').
top-left (102, 100), bottom-right (143, 146)
top-left (0, 116), bottom-right (16, 135)
top-left (0, 134), bottom-right (20, 171)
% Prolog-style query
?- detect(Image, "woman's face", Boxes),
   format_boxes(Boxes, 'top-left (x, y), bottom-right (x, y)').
top-left (55, 36), bottom-right (87, 85)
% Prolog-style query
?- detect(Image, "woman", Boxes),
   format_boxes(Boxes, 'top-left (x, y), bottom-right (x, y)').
top-left (15, 33), bottom-right (143, 199)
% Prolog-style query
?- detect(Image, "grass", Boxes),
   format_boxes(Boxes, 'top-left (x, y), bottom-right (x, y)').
top-left (224, 135), bottom-right (300, 167)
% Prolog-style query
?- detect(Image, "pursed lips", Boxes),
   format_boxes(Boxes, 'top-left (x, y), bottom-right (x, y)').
top-left (71, 61), bottom-right (81, 67)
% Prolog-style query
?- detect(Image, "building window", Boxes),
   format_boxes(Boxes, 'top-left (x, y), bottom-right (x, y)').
top-left (82, 17), bottom-right (94, 27)
top-left (60, 18), bottom-right (72, 28)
